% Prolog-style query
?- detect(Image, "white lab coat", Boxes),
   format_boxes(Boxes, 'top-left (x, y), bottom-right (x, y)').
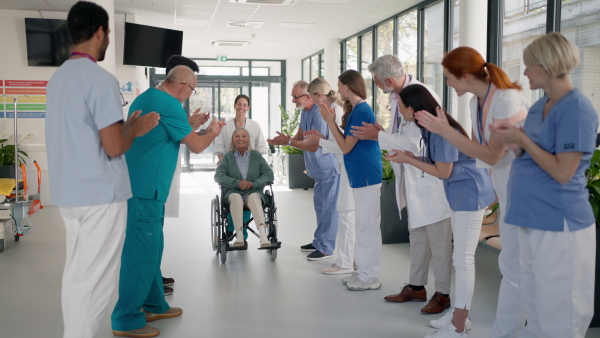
top-left (378, 77), bottom-right (451, 229)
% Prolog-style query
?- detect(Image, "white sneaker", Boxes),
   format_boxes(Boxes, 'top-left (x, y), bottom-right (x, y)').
top-left (429, 311), bottom-right (472, 330)
top-left (424, 323), bottom-right (467, 338)
top-left (346, 277), bottom-right (381, 291)
top-left (258, 225), bottom-right (270, 247)
top-left (322, 264), bottom-right (353, 275)
top-left (342, 272), bottom-right (359, 285)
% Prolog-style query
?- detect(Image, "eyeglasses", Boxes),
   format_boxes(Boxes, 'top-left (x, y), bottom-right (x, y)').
top-left (292, 94), bottom-right (307, 100)
top-left (181, 83), bottom-right (196, 96)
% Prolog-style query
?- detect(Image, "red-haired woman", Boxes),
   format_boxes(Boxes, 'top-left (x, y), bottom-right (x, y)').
top-left (414, 46), bottom-right (529, 338)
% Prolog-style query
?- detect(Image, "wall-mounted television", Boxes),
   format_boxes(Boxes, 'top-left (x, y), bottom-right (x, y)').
top-left (123, 22), bottom-right (183, 68)
top-left (25, 18), bottom-right (73, 67)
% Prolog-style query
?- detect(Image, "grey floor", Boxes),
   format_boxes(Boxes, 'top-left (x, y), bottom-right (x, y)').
top-left (1, 171), bottom-right (599, 338)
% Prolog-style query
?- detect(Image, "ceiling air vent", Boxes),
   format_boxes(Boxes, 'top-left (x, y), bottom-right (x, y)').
top-left (229, 0), bottom-right (296, 5)
top-left (211, 40), bottom-right (251, 47)
top-left (227, 21), bottom-right (264, 28)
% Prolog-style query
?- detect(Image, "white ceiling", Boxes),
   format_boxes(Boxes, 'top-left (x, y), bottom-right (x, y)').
top-left (1, 0), bottom-right (421, 60)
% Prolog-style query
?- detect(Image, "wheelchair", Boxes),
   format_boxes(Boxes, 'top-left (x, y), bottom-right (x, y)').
top-left (210, 182), bottom-right (280, 263)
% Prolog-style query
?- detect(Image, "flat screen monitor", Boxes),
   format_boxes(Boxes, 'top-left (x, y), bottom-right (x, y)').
top-left (123, 22), bottom-right (183, 68)
top-left (25, 18), bottom-right (73, 67)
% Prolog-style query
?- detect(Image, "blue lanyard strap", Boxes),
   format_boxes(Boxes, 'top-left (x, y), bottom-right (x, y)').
top-left (476, 83), bottom-right (492, 145)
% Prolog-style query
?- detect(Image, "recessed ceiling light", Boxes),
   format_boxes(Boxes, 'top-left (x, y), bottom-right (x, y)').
top-left (229, 0), bottom-right (296, 4)
top-left (211, 40), bottom-right (251, 47)
top-left (227, 21), bottom-right (264, 28)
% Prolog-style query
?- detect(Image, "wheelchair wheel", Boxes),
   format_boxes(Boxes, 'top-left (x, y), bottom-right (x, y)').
top-left (220, 242), bottom-right (228, 263)
top-left (269, 248), bottom-right (277, 261)
top-left (210, 196), bottom-right (220, 251)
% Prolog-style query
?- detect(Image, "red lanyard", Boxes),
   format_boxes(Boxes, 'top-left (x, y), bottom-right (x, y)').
top-left (70, 52), bottom-right (97, 63)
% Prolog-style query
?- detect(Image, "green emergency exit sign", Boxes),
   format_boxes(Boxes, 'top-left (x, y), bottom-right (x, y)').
top-left (216, 56), bottom-right (228, 62)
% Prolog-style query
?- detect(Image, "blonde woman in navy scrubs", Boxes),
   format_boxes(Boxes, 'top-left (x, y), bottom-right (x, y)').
top-left (317, 70), bottom-right (383, 291)
top-left (490, 32), bottom-right (597, 338)
top-left (387, 84), bottom-right (495, 338)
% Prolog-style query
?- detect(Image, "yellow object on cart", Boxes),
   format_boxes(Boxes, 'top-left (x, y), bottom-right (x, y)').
top-left (0, 179), bottom-right (22, 196)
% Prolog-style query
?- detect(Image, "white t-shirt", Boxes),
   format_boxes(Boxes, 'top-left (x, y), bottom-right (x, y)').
top-left (213, 118), bottom-right (268, 155)
top-left (46, 58), bottom-right (132, 207)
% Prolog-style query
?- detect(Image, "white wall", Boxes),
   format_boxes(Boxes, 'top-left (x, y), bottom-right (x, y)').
top-left (0, 10), bottom-right (140, 204)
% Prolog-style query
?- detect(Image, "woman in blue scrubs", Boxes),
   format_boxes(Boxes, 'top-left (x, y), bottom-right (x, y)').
top-left (318, 70), bottom-right (383, 291)
top-left (387, 84), bottom-right (495, 338)
top-left (490, 32), bottom-right (597, 338)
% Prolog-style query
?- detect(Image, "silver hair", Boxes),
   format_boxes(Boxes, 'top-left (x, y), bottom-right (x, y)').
top-left (368, 55), bottom-right (405, 81)
top-left (228, 128), bottom-right (253, 152)
top-left (293, 80), bottom-right (309, 94)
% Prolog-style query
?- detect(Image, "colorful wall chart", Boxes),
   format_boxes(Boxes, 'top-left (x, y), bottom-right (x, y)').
top-left (0, 80), bottom-right (47, 118)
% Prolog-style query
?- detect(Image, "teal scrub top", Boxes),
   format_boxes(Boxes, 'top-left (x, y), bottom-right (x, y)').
top-left (126, 88), bottom-right (192, 202)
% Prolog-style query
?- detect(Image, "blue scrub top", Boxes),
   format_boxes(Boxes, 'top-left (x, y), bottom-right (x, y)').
top-left (424, 130), bottom-right (495, 211)
top-left (343, 101), bottom-right (382, 188)
top-left (506, 89), bottom-right (598, 231)
top-left (126, 88), bottom-right (192, 203)
top-left (300, 103), bottom-right (339, 179)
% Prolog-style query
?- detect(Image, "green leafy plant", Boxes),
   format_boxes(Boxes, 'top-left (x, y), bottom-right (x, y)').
top-left (381, 150), bottom-right (395, 182)
top-left (0, 134), bottom-right (32, 166)
top-left (586, 149), bottom-right (600, 224)
top-left (279, 105), bottom-right (303, 155)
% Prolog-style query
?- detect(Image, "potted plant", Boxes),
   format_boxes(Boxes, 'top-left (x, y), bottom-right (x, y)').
top-left (586, 148), bottom-right (600, 327)
top-left (0, 134), bottom-right (31, 178)
top-left (379, 150), bottom-right (409, 244)
top-left (277, 105), bottom-right (314, 189)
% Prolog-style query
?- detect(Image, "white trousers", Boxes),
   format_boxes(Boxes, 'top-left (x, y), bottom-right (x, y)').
top-left (354, 183), bottom-right (382, 282)
top-left (408, 217), bottom-right (453, 294)
top-left (518, 222), bottom-right (595, 338)
top-left (228, 193), bottom-right (265, 231)
top-left (450, 209), bottom-right (485, 310)
top-left (60, 201), bottom-right (127, 338)
top-left (334, 208), bottom-right (356, 269)
top-left (491, 162), bottom-right (526, 338)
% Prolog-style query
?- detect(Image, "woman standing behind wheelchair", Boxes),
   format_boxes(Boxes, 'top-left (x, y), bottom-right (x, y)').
top-left (214, 128), bottom-right (274, 248)
top-left (490, 32), bottom-right (597, 338)
top-left (386, 84), bottom-right (495, 338)
top-left (214, 94), bottom-right (268, 164)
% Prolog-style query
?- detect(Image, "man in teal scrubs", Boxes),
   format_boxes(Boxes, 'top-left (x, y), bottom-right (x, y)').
top-left (111, 66), bottom-right (225, 338)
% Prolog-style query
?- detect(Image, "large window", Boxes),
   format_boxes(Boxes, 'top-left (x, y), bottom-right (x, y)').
top-left (301, 51), bottom-right (324, 82)
top-left (361, 32), bottom-right (374, 108)
top-left (423, 1), bottom-right (445, 99)
top-left (560, 0), bottom-right (600, 112)
top-left (307, 0), bottom-right (458, 129)
top-left (345, 36), bottom-right (358, 71)
top-left (501, 0), bottom-right (547, 105)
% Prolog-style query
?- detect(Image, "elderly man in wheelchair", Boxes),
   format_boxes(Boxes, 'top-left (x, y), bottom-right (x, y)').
top-left (214, 128), bottom-right (279, 260)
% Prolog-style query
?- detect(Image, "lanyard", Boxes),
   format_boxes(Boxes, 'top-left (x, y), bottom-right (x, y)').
top-left (70, 52), bottom-right (97, 63)
top-left (235, 117), bottom-right (246, 129)
top-left (476, 83), bottom-right (492, 145)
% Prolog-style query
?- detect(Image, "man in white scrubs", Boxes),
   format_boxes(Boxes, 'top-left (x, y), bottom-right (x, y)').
top-left (45, 2), bottom-right (159, 337)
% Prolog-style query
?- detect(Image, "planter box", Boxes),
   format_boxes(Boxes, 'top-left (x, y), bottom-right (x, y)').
top-left (380, 180), bottom-right (409, 244)
top-left (286, 153), bottom-right (315, 189)
top-left (0, 165), bottom-right (17, 179)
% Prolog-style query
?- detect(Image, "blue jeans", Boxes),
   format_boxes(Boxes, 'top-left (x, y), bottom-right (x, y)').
top-left (312, 174), bottom-right (340, 255)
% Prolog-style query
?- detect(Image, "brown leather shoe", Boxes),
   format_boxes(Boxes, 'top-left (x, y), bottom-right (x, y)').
top-left (384, 284), bottom-right (427, 302)
top-left (420, 292), bottom-right (451, 314)
top-left (113, 324), bottom-right (159, 338)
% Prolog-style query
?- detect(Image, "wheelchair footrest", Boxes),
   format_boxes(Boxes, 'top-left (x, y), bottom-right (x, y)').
top-left (257, 242), bottom-right (281, 250)
top-left (227, 245), bottom-right (248, 251)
